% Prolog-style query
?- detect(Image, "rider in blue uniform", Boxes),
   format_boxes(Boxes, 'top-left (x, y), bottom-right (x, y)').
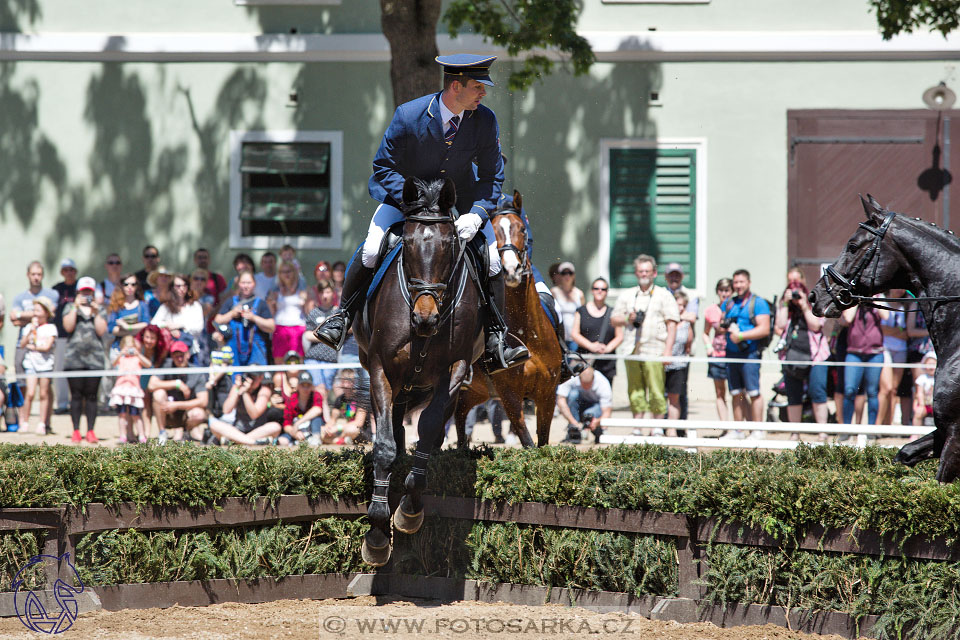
top-left (315, 54), bottom-right (529, 373)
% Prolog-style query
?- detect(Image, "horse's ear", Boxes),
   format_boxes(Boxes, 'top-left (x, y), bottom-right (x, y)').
top-left (513, 190), bottom-right (523, 212)
top-left (402, 176), bottom-right (420, 206)
top-left (439, 178), bottom-right (456, 212)
top-left (860, 193), bottom-right (884, 221)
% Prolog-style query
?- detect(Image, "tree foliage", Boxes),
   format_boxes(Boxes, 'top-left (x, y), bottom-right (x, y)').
top-left (870, 0), bottom-right (960, 39)
top-left (446, 0), bottom-right (595, 92)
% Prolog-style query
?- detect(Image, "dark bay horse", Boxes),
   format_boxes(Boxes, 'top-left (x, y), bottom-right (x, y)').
top-left (809, 195), bottom-right (960, 482)
top-left (454, 191), bottom-right (563, 447)
top-left (353, 176), bottom-right (484, 565)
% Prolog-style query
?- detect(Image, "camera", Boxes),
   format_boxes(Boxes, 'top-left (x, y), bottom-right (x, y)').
top-left (632, 309), bottom-right (646, 329)
top-left (791, 290), bottom-right (802, 301)
top-left (719, 316), bottom-right (735, 330)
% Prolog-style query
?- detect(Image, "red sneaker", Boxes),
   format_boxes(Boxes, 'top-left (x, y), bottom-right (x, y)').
top-left (71, 430), bottom-right (82, 444)
top-left (85, 431), bottom-right (98, 444)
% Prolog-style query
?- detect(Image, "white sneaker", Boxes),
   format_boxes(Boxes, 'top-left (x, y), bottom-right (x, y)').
top-left (751, 430), bottom-right (765, 440)
top-left (158, 430), bottom-right (168, 445)
top-left (724, 430), bottom-right (747, 440)
top-left (504, 433), bottom-right (518, 446)
top-left (651, 428), bottom-right (665, 437)
top-left (307, 434), bottom-right (322, 447)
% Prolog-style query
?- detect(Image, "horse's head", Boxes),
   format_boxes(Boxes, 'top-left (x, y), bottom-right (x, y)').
top-left (810, 194), bottom-right (908, 317)
top-left (401, 176), bottom-right (460, 337)
top-left (491, 190), bottom-right (529, 288)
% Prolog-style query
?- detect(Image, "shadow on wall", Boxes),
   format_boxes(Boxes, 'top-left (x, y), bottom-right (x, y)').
top-left (27, 62), bottom-right (270, 276)
top-left (0, 0), bottom-right (40, 32)
top-left (510, 46), bottom-right (661, 282)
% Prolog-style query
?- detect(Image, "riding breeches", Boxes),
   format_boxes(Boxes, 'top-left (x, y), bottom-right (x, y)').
top-left (362, 203), bottom-right (501, 276)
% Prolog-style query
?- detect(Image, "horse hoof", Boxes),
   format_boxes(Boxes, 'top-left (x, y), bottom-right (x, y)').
top-left (392, 506), bottom-right (424, 535)
top-left (362, 530), bottom-right (392, 566)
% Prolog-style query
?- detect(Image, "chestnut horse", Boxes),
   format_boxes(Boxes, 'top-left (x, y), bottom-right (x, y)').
top-left (353, 176), bottom-right (484, 565)
top-left (454, 191), bottom-right (563, 447)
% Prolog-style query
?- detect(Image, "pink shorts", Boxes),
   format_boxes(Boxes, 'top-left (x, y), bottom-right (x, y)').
top-left (272, 324), bottom-right (306, 361)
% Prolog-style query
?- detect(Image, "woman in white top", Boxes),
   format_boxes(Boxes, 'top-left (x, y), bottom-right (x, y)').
top-left (550, 261), bottom-right (585, 349)
top-left (151, 273), bottom-right (206, 361)
top-left (267, 260), bottom-right (308, 364)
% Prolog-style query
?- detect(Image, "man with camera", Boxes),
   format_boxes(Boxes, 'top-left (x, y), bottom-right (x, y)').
top-left (722, 269), bottom-right (771, 427)
top-left (556, 366), bottom-right (613, 444)
top-left (147, 341), bottom-right (209, 443)
top-left (612, 255), bottom-right (680, 430)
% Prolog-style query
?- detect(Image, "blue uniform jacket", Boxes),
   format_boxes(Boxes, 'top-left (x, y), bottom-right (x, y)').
top-left (369, 92), bottom-right (504, 222)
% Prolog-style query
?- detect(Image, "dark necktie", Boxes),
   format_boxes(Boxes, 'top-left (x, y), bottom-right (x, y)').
top-left (445, 115), bottom-right (460, 145)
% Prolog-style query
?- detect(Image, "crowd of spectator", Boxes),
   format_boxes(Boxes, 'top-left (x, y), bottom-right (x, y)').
top-left (557, 256), bottom-right (936, 444)
top-left (0, 246), bottom-right (938, 448)
top-left (0, 246), bottom-right (366, 447)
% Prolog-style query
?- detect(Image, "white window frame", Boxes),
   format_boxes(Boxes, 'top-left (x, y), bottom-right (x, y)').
top-left (601, 0), bottom-right (708, 4)
top-left (229, 129), bottom-right (343, 250)
top-left (599, 137), bottom-right (707, 299)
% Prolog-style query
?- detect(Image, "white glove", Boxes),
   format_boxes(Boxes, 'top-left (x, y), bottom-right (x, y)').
top-left (454, 213), bottom-right (483, 240)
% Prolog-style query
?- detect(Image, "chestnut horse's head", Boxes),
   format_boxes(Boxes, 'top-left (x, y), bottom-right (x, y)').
top-left (400, 176), bottom-right (460, 337)
top-left (491, 190), bottom-right (529, 288)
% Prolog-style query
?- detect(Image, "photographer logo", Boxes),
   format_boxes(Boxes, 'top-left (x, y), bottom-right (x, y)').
top-left (12, 553), bottom-right (85, 634)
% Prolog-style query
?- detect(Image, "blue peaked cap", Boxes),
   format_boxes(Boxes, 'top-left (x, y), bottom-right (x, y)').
top-left (436, 54), bottom-right (496, 86)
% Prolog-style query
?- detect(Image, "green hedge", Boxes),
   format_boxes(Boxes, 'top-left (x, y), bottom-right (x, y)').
top-left (4, 442), bottom-right (960, 638)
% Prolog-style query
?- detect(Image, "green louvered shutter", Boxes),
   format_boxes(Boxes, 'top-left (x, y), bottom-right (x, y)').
top-left (609, 147), bottom-right (697, 289)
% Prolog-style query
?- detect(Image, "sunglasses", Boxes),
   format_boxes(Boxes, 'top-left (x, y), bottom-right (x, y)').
top-left (171, 352), bottom-right (187, 357)
top-left (192, 276), bottom-right (206, 281)
top-left (106, 260), bottom-right (122, 265)
top-left (559, 270), bottom-right (574, 276)
top-left (143, 253), bottom-right (159, 259)
top-left (122, 281), bottom-right (137, 287)
top-left (592, 286), bottom-right (608, 291)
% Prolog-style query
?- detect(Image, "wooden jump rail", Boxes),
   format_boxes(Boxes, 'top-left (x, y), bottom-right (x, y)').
top-left (4, 495), bottom-right (937, 637)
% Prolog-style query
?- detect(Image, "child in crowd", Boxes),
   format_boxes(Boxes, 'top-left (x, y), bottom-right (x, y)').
top-left (912, 351), bottom-right (937, 430)
top-left (19, 297), bottom-right (57, 435)
top-left (109, 335), bottom-right (151, 443)
top-left (280, 371), bottom-right (325, 446)
top-left (664, 291), bottom-right (695, 435)
top-left (323, 368), bottom-right (369, 444)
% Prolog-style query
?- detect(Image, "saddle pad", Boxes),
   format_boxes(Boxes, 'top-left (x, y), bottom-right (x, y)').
top-left (367, 241), bottom-right (403, 298)
top-left (538, 291), bottom-right (559, 330)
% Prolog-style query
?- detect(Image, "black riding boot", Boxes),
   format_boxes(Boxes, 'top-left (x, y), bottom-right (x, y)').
top-left (313, 259), bottom-right (376, 350)
top-left (540, 291), bottom-right (587, 384)
top-left (484, 272), bottom-right (530, 373)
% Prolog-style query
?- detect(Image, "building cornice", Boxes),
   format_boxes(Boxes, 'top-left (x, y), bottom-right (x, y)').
top-left (0, 30), bottom-right (957, 62)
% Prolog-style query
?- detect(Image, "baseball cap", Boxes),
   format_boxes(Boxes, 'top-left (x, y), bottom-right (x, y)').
top-left (77, 276), bottom-right (97, 292)
top-left (284, 350), bottom-right (302, 363)
top-left (170, 341), bottom-right (189, 354)
top-left (665, 262), bottom-right (684, 275)
top-left (922, 351), bottom-right (937, 362)
top-left (60, 258), bottom-right (77, 270)
top-left (557, 261), bottom-right (576, 274)
top-left (297, 371), bottom-right (314, 385)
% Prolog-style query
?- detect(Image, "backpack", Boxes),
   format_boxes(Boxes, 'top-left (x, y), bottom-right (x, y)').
top-left (722, 294), bottom-right (777, 353)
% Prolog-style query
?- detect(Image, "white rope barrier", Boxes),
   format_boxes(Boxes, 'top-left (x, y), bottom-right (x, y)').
top-left (599, 417), bottom-right (933, 437)
top-left (586, 353), bottom-right (929, 369)
top-left (5, 361), bottom-right (363, 381)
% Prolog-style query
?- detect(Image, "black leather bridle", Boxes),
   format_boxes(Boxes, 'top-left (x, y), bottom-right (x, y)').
top-left (490, 208), bottom-right (532, 280)
top-left (398, 205), bottom-right (467, 328)
top-left (820, 211), bottom-right (896, 309)
top-left (819, 211), bottom-right (960, 311)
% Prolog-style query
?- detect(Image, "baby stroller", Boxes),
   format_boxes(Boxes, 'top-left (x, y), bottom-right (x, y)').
top-left (766, 375), bottom-right (813, 423)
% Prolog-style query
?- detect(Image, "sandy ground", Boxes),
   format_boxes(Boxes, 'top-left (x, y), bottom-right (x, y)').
top-left (0, 596), bottom-right (870, 639)
top-left (0, 361), bottom-right (915, 450)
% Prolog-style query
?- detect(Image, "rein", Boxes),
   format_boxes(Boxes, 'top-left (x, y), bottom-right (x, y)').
top-left (820, 211), bottom-right (960, 312)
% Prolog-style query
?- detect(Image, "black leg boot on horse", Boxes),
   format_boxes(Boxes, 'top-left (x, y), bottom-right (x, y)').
top-left (484, 271), bottom-right (530, 374)
top-left (314, 257), bottom-right (376, 349)
top-left (539, 291), bottom-right (587, 384)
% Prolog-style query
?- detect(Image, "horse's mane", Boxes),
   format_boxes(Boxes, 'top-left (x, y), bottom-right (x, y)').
top-left (880, 206), bottom-right (960, 251)
top-left (402, 178), bottom-right (449, 216)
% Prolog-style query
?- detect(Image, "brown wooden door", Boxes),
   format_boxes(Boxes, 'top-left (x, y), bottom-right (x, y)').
top-left (787, 110), bottom-right (957, 284)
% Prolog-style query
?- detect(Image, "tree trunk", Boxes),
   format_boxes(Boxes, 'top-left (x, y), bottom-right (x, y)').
top-left (380, 0), bottom-right (442, 107)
